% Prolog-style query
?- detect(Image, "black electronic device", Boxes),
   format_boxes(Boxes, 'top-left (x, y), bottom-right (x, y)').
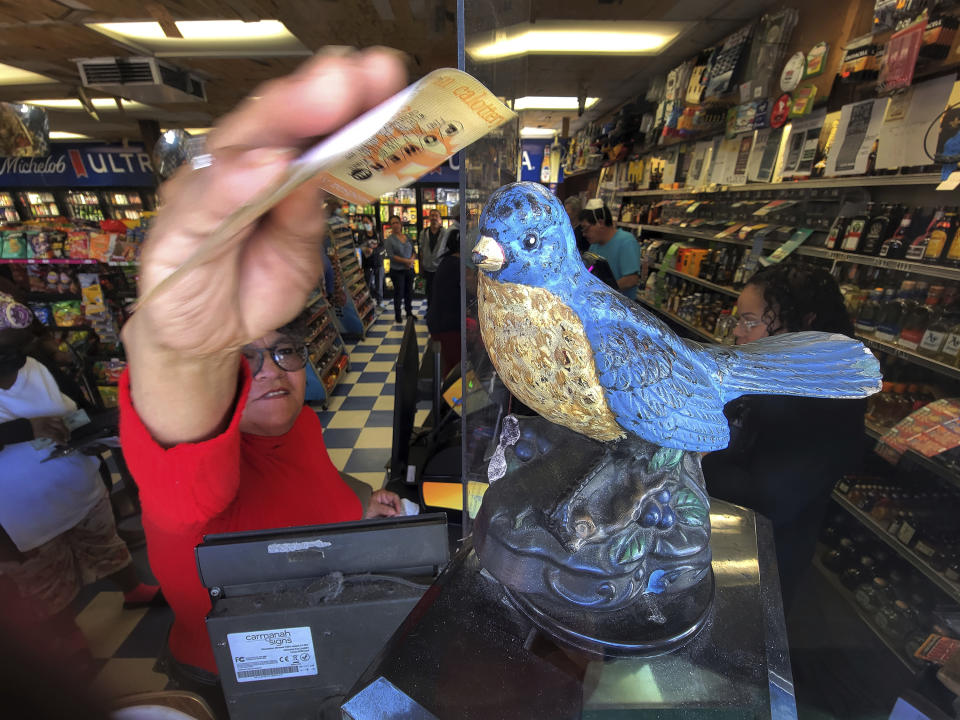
top-left (389, 317), bottom-right (421, 485)
top-left (581, 251), bottom-right (619, 290)
top-left (197, 514), bottom-right (450, 720)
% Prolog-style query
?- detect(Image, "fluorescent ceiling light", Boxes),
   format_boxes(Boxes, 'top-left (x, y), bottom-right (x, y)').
top-left (49, 131), bottom-right (92, 139)
top-left (87, 20), bottom-right (309, 57)
top-left (514, 96), bottom-right (599, 111)
top-left (467, 21), bottom-right (688, 60)
top-left (23, 98), bottom-right (151, 111)
top-left (520, 127), bottom-right (557, 138)
top-left (0, 63), bottom-right (57, 86)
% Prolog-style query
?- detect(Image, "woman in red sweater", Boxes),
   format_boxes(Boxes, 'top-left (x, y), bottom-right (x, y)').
top-left (118, 48), bottom-right (407, 712)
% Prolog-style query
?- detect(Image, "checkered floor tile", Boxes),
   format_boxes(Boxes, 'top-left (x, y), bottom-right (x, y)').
top-left (317, 299), bottom-right (431, 490)
top-left (66, 299), bottom-right (433, 704)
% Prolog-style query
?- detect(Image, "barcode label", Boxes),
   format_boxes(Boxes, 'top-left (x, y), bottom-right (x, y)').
top-left (237, 666), bottom-right (301, 680)
top-left (227, 625), bottom-right (318, 683)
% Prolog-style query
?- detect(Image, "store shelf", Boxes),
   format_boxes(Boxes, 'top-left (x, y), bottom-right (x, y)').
top-left (616, 173), bottom-right (942, 198)
top-left (318, 346), bottom-right (346, 385)
top-left (0, 258), bottom-right (97, 265)
top-left (857, 333), bottom-right (960, 382)
top-left (865, 421), bottom-right (960, 490)
top-left (639, 224), bottom-right (960, 282)
top-left (635, 295), bottom-right (720, 343)
top-left (831, 491), bottom-right (960, 604)
top-left (652, 264), bottom-right (739, 298)
top-left (811, 555), bottom-right (918, 675)
top-left (304, 317), bottom-right (331, 346)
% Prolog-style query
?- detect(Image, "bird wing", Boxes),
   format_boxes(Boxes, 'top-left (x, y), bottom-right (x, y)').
top-left (580, 286), bottom-right (731, 451)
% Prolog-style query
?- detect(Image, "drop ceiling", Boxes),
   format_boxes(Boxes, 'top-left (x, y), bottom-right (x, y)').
top-left (0, 0), bottom-right (779, 143)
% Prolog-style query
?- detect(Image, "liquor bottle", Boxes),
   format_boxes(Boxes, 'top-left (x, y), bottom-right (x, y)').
top-left (860, 204), bottom-right (898, 255)
top-left (855, 288), bottom-right (885, 333)
top-left (841, 204), bottom-right (872, 253)
top-left (874, 288), bottom-right (905, 341)
top-left (824, 214), bottom-right (849, 250)
top-left (945, 221), bottom-right (960, 267)
top-left (897, 303), bottom-right (930, 350)
top-left (923, 208), bottom-right (957, 264)
top-left (905, 208), bottom-right (944, 261)
top-left (918, 308), bottom-right (953, 357)
top-left (878, 210), bottom-right (913, 259)
top-left (938, 315), bottom-right (960, 366)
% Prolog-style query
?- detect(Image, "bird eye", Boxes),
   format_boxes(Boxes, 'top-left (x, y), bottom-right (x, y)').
top-left (523, 233), bottom-right (539, 249)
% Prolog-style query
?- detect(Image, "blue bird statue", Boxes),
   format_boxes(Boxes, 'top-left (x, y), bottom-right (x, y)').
top-left (471, 182), bottom-right (881, 453)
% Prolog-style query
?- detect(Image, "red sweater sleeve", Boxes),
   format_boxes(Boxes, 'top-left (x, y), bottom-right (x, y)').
top-left (118, 364), bottom-right (251, 533)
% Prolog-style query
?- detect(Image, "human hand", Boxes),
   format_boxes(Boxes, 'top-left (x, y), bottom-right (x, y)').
top-left (128, 48), bottom-right (407, 360)
top-left (30, 416), bottom-right (69, 445)
top-left (364, 489), bottom-right (405, 518)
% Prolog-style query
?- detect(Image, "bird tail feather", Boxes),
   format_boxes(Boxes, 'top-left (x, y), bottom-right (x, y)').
top-left (703, 332), bottom-right (882, 405)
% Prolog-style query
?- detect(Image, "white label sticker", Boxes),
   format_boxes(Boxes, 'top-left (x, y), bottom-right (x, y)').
top-left (227, 626), bottom-right (318, 683)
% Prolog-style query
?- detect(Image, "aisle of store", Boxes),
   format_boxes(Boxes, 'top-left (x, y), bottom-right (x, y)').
top-left (68, 303), bottom-right (431, 702)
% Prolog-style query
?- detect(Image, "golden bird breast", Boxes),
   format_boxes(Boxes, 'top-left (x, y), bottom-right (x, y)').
top-left (478, 273), bottom-right (625, 442)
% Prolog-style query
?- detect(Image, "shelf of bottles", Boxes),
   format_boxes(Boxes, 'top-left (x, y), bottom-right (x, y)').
top-left (17, 191), bottom-right (61, 219)
top-left (635, 296), bottom-right (722, 344)
top-left (64, 191), bottom-right (105, 222)
top-left (864, 420), bottom-right (960, 492)
top-left (615, 173), bottom-right (943, 198)
top-left (104, 191), bottom-right (145, 221)
top-left (304, 290), bottom-right (348, 395)
top-left (332, 221), bottom-right (375, 335)
top-left (419, 185), bottom-right (460, 231)
top-left (830, 486), bottom-right (960, 605)
top-left (0, 191), bottom-right (20, 223)
top-left (811, 554), bottom-right (922, 675)
top-left (379, 188), bottom-right (419, 242)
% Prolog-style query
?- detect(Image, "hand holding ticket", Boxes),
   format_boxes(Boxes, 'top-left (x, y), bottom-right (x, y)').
top-left (138, 65), bottom-right (514, 312)
top-left (124, 50), bottom-right (512, 447)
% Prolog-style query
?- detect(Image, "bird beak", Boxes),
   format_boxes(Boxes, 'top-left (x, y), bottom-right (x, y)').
top-left (472, 236), bottom-right (505, 271)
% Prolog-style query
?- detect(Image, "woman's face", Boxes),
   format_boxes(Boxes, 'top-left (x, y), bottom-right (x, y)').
top-left (733, 283), bottom-right (780, 345)
top-left (239, 330), bottom-right (306, 436)
top-left (390, 218), bottom-right (403, 236)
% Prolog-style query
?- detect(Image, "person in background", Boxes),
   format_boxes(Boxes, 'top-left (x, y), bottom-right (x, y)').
top-left (702, 263), bottom-right (866, 605)
top-left (563, 195), bottom-right (589, 254)
top-left (578, 201), bottom-right (641, 300)
top-left (322, 195), bottom-right (346, 306)
top-left (418, 208), bottom-right (444, 309)
top-left (0, 294), bottom-right (160, 678)
top-left (359, 214), bottom-right (385, 305)
top-left (385, 214), bottom-right (416, 323)
top-left (426, 228), bottom-right (461, 377)
top-left (118, 49), bottom-right (406, 714)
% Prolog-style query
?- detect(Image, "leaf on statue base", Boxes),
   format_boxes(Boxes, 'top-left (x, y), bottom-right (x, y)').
top-left (674, 488), bottom-right (708, 527)
top-left (610, 528), bottom-right (648, 565)
top-left (648, 447), bottom-right (683, 473)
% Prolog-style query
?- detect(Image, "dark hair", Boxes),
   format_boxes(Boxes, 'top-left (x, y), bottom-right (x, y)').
top-left (389, 214), bottom-right (402, 223)
top-left (277, 314), bottom-right (309, 345)
top-left (746, 262), bottom-right (854, 337)
top-left (578, 205), bottom-right (613, 227)
top-left (443, 228), bottom-right (461, 255)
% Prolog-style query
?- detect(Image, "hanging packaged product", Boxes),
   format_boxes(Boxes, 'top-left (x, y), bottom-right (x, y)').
top-left (704, 23), bottom-right (755, 98)
top-left (790, 86), bottom-right (817, 117)
top-left (840, 37), bottom-right (880, 83)
top-left (920, 16), bottom-right (959, 60)
top-left (780, 51), bottom-right (806, 93)
top-left (804, 42), bottom-right (830, 78)
top-left (878, 20), bottom-right (926, 92)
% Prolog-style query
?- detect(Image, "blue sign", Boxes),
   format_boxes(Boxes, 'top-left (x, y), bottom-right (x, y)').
top-left (519, 139), bottom-right (564, 185)
top-left (422, 154), bottom-right (460, 183)
top-left (0, 142), bottom-right (155, 188)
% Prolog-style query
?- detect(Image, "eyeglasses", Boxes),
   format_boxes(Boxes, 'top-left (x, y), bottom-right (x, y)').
top-left (735, 317), bottom-right (765, 331)
top-left (241, 342), bottom-right (308, 376)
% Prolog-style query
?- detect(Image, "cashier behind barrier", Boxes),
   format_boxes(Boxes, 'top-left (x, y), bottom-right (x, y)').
top-left (118, 49), bottom-right (408, 705)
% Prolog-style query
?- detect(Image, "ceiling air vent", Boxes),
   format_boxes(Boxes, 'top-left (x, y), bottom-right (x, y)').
top-left (75, 57), bottom-right (206, 104)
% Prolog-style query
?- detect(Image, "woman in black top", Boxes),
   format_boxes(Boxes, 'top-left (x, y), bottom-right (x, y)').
top-left (358, 215), bottom-right (385, 305)
top-left (703, 263), bottom-right (866, 605)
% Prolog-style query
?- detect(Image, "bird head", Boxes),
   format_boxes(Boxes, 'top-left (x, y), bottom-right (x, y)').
top-left (472, 182), bottom-right (582, 290)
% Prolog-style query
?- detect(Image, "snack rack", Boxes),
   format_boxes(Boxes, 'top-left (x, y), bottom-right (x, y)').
top-left (302, 287), bottom-right (349, 404)
top-left (329, 219), bottom-right (376, 338)
top-left (16, 190), bottom-right (61, 219)
top-left (63, 191), bottom-right (105, 222)
top-left (0, 191), bottom-right (20, 222)
top-left (103, 190), bottom-right (146, 221)
top-left (379, 188), bottom-right (419, 243)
